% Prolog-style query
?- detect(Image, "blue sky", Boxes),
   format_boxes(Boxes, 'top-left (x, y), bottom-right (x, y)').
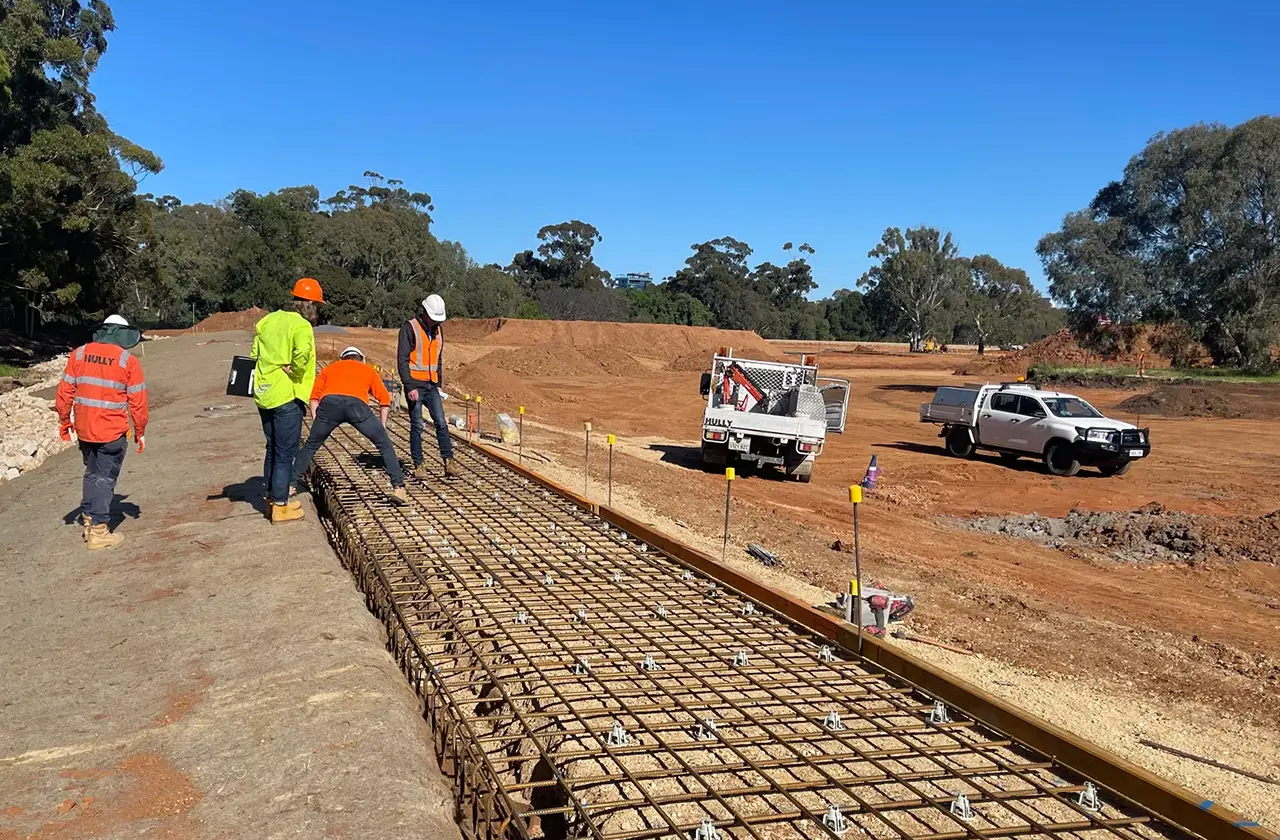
top-left (93, 1), bottom-right (1279, 296)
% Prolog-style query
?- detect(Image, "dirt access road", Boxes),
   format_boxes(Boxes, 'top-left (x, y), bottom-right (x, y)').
top-left (0, 333), bottom-right (459, 840)
top-left (331, 317), bottom-right (1279, 826)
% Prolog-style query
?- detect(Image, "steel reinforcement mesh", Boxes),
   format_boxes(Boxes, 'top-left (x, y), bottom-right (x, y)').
top-left (309, 423), bottom-right (1191, 840)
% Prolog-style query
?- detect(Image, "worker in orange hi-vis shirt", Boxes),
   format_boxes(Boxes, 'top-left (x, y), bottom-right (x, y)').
top-left (290, 347), bottom-right (407, 505)
top-left (55, 315), bottom-right (148, 550)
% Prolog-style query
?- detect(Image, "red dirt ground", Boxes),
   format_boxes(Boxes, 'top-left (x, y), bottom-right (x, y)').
top-left (193, 314), bottom-right (1280, 727)
top-left (395, 320), bottom-right (1277, 728)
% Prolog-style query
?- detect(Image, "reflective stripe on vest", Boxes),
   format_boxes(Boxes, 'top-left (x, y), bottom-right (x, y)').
top-left (74, 396), bottom-right (128, 410)
top-left (408, 320), bottom-right (442, 383)
top-left (67, 375), bottom-right (127, 389)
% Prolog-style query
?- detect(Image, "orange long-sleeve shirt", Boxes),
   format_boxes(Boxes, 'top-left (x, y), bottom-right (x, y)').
top-left (311, 359), bottom-right (391, 406)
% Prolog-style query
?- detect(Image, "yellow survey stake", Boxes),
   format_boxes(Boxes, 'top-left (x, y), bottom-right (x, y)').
top-left (849, 485), bottom-right (863, 504)
top-left (607, 434), bottom-right (615, 445)
top-left (726, 467), bottom-right (736, 481)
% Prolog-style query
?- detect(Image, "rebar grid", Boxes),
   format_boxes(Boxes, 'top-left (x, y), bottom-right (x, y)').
top-left (308, 423), bottom-right (1193, 840)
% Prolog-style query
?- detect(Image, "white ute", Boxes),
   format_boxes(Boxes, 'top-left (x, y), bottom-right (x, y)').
top-left (699, 349), bottom-right (849, 482)
top-left (919, 382), bottom-right (1151, 477)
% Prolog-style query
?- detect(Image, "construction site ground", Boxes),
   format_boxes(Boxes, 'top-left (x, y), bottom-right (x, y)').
top-left (0, 334), bottom-right (460, 840)
top-left (326, 319), bottom-right (1280, 829)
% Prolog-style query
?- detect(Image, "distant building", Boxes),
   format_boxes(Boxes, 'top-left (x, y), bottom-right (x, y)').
top-left (615, 272), bottom-right (653, 291)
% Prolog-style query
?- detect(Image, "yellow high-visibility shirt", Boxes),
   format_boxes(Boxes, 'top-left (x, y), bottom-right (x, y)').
top-left (251, 310), bottom-right (316, 410)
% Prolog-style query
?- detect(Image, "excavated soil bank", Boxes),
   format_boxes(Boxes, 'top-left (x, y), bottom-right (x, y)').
top-left (1118, 383), bottom-right (1280, 420)
top-left (957, 502), bottom-right (1279, 566)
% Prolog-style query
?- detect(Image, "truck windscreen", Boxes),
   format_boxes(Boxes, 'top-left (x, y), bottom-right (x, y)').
top-left (1043, 397), bottom-right (1103, 418)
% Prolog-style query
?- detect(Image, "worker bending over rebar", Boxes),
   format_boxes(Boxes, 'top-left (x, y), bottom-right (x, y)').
top-left (291, 347), bottom-right (407, 505)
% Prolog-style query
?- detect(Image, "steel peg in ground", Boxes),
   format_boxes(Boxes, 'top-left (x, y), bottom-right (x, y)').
top-left (583, 422), bottom-right (592, 498)
top-left (606, 434), bottom-right (615, 507)
top-left (722, 467), bottom-right (735, 562)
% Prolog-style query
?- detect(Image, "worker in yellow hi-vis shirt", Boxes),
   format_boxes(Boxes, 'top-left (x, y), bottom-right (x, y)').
top-left (252, 278), bottom-right (322, 524)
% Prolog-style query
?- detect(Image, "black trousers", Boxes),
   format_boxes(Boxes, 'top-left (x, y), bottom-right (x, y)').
top-left (291, 395), bottom-right (404, 487)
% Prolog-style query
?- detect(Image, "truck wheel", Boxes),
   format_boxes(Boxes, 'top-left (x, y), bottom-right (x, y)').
top-left (1043, 442), bottom-right (1081, 477)
top-left (1099, 462), bottom-right (1132, 477)
top-left (789, 460), bottom-right (813, 483)
top-left (945, 429), bottom-right (975, 459)
top-left (700, 442), bottom-right (727, 468)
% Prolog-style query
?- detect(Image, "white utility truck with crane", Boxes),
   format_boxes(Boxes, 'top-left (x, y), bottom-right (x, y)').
top-left (919, 382), bottom-right (1151, 476)
top-left (698, 349), bottom-right (849, 482)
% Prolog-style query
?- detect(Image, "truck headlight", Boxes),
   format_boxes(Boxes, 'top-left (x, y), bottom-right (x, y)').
top-left (1085, 429), bottom-right (1112, 443)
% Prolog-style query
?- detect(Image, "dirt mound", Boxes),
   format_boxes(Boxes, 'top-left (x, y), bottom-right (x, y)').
top-left (955, 326), bottom-right (1189, 377)
top-left (1117, 383), bottom-right (1280, 420)
top-left (667, 350), bottom-right (716, 372)
top-left (477, 318), bottom-right (774, 359)
top-left (1119, 385), bottom-right (1243, 419)
top-left (961, 502), bottom-right (1279, 565)
top-left (476, 344), bottom-right (639, 378)
top-left (448, 366), bottom-right (578, 414)
top-left (444, 318), bottom-right (504, 343)
top-left (194, 307), bottom-right (269, 333)
top-left (956, 330), bottom-right (1095, 377)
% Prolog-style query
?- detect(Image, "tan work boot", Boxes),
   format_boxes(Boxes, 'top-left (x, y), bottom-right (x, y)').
top-left (390, 486), bottom-right (408, 506)
top-left (85, 524), bottom-right (124, 550)
top-left (443, 459), bottom-right (457, 479)
top-left (271, 502), bottom-right (305, 524)
top-left (79, 513), bottom-right (91, 541)
top-left (412, 463), bottom-right (432, 480)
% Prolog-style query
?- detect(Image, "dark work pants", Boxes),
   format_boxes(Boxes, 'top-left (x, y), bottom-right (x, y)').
top-left (259, 399), bottom-right (304, 505)
top-left (80, 436), bottom-right (128, 526)
top-left (292, 395), bottom-right (404, 488)
top-left (407, 382), bottom-right (453, 465)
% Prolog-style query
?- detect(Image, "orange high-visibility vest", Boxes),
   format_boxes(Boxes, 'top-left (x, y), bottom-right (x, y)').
top-left (407, 320), bottom-right (442, 383)
top-left (56, 343), bottom-right (149, 443)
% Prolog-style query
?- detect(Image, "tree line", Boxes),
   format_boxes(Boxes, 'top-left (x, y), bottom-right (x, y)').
top-left (3, 3), bottom-right (1274, 368)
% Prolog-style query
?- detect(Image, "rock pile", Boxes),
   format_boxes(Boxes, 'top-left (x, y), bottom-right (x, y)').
top-left (956, 502), bottom-right (1279, 565)
top-left (0, 355), bottom-right (73, 483)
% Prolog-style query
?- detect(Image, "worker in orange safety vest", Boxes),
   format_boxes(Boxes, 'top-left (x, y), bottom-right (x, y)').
top-left (55, 314), bottom-right (149, 550)
top-left (396, 294), bottom-right (455, 478)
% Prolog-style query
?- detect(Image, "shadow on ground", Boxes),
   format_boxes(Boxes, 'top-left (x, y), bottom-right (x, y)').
top-left (876, 384), bottom-right (937, 394)
top-left (873, 442), bottom-right (1114, 479)
top-left (650, 443), bottom-right (704, 471)
top-left (649, 443), bottom-right (797, 482)
top-left (208, 476), bottom-right (269, 514)
top-left (62, 494), bottom-right (141, 530)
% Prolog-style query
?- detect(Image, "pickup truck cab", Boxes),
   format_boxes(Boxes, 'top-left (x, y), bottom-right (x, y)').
top-left (919, 383), bottom-right (1150, 477)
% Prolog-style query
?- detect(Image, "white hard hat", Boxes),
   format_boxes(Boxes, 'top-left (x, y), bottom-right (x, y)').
top-left (422, 294), bottom-right (447, 322)
top-left (339, 346), bottom-right (364, 360)
top-left (103, 314), bottom-right (130, 326)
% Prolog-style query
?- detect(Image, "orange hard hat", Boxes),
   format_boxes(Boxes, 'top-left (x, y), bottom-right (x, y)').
top-left (292, 277), bottom-right (324, 303)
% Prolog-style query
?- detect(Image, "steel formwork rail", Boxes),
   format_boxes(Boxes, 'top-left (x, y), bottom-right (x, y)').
top-left (306, 420), bottom-right (1230, 840)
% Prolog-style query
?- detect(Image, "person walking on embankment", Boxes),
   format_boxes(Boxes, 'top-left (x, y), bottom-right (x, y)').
top-left (253, 278), bottom-right (322, 524)
top-left (56, 315), bottom-right (148, 550)
top-left (290, 347), bottom-right (408, 505)
top-left (397, 294), bottom-right (455, 479)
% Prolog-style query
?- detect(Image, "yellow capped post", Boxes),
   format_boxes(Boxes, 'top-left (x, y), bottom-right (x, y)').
top-left (850, 478), bottom-right (866, 652)
top-left (721, 466), bottom-right (735, 561)
top-left (606, 434), bottom-right (616, 506)
top-left (518, 405), bottom-right (525, 415)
